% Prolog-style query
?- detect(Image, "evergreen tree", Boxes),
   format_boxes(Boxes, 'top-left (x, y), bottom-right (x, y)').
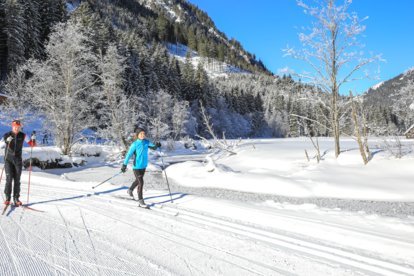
top-left (187, 26), bottom-right (197, 51)
top-left (180, 51), bottom-right (195, 100)
top-left (23, 0), bottom-right (43, 60)
top-left (151, 44), bottom-right (169, 90)
top-left (96, 44), bottom-right (137, 151)
top-left (217, 44), bottom-right (225, 62)
top-left (39, 0), bottom-right (66, 41)
top-left (4, 0), bottom-right (26, 72)
top-left (0, 1), bottom-right (8, 80)
top-left (156, 15), bottom-right (170, 42)
top-left (124, 48), bottom-right (146, 97)
top-left (195, 61), bottom-right (211, 105)
top-left (167, 57), bottom-right (182, 97)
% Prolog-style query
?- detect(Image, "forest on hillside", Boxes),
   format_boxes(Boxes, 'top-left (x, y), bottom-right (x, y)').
top-left (1, 0), bottom-right (413, 155)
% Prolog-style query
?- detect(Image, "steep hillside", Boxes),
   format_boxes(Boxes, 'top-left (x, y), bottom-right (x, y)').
top-left (364, 68), bottom-right (414, 106)
top-left (70, 0), bottom-right (270, 75)
top-left (363, 68), bottom-right (414, 134)
top-left (136, 0), bottom-right (270, 74)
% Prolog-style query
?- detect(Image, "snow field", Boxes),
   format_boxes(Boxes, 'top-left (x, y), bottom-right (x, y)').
top-left (1, 137), bottom-right (414, 275)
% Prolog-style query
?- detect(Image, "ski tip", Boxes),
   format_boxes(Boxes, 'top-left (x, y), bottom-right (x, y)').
top-left (2, 205), bottom-right (10, 215)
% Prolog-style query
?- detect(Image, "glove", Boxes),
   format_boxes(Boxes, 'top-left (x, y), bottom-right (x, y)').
top-left (121, 164), bottom-right (127, 173)
top-left (6, 136), bottom-right (13, 142)
top-left (155, 141), bottom-right (161, 148)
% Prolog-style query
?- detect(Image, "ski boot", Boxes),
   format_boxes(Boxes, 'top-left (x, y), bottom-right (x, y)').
top-left (127, 189), bottom-right (134, 198)
top-left (4, 196), bottom-right (11, 206)
top-left (13, 197), bottom-right (22, 207)
top-left (138, 199), bottom-right (148, 209)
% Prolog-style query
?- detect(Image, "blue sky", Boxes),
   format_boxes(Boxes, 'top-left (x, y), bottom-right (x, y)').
top-left (188, 0), bottom-right (414, 94)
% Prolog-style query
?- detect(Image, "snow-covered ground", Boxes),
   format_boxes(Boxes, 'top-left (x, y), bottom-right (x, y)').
top-left (1, 138), bottom-right (414, 275)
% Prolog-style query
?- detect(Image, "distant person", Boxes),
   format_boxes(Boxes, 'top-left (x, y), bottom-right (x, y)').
top-left (2, 120), bottom-right (27, 206)
top-left (121, 127), bottom-right (161, 208)
top-left (42, 131), bottom-right (48, 145)
top-left (28, 130), bottom-right (37, 147)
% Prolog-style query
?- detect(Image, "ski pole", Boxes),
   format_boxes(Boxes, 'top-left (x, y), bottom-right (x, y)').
top-left (92, 171), bottom-right (123, 189)
top-left (26, 143), bottom-right (34, 205)
top-left (159, 147), bottom-right (173, 203)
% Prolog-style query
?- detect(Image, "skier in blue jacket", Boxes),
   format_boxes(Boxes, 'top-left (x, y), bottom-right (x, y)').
top-left (121, 127), bottom-right (161, 208)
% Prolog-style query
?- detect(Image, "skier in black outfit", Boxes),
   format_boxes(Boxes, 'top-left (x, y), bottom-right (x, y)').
top-left (2, 120), bottom-right (27, 206)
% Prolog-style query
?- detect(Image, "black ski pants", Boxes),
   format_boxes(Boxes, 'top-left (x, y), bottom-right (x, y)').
top-left (4, 157), bottom-right (23, 199)
top-left (130, 169), bottom-right (146, 200)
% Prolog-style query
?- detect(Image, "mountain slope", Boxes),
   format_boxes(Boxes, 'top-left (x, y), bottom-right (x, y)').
top-left (77, 0), bottom-right (270, 75)
top-left (363, 68), bottom-right (414, 134)
top-left (364, 68), bottom-right (414, 106)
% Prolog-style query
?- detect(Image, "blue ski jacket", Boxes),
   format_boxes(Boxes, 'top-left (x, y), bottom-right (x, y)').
top-left (123, 139), bottom-right (157, 169)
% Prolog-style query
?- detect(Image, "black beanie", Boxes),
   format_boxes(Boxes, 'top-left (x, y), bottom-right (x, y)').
top-left (135, 127), bottom-right (145, 134)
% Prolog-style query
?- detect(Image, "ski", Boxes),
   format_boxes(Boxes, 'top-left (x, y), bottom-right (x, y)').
top-left (112, 195), bottom-right (178, 215)
top-left (23, 205), bottom-right (45, 212)
top-left (1, 204), bottom-right (10, 215)
top-left (112, 195), bottom-right (152, 210)
top-left (138, 204), bottom-right (150, 210)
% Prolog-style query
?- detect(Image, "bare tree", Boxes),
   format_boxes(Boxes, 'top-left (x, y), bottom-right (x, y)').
top-left (197, 101), bottom-right (239, 156)
top-left (383, 136), bottom-right (404, 159)
top-left (284, 0), bottom-right (382, 157)
top-left (24, 22), bottom-right (98, 155)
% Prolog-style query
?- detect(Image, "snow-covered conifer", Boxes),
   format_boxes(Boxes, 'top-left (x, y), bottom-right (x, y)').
top-left (96, 44), bottom-right (137, 151)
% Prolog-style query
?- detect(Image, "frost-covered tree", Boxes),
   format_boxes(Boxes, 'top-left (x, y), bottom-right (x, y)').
top-left (1, 66), bottom-right (32, 124)
top-left (24, 22), bottom-right (98, 155)
top-left (284, 0), bottom-right (381, 157)
top-left (171, 100), bottom-right (190, 140)
top-left (392, 80), bottom-right (414, 130)
top-left (146, 90), bottom-right (172, 141)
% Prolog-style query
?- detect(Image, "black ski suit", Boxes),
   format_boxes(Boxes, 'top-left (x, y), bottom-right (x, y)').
top-left (3, 131), bottom-right (26, 199)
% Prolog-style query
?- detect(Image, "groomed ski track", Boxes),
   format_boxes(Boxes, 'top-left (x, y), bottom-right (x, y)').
top-left (1, 174), bottom-right (414, 275)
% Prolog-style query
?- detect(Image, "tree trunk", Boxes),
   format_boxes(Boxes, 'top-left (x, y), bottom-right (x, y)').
top-left (361, 112), bottom-right (372, 161)
top-left (332, 90), bottom-right (340, 158)
top-left (350, 91), bottom-right (368, 165)
top-left (330, 21), bottom-right (341, 158)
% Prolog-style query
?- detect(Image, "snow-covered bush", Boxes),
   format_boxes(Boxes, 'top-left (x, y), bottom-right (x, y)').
top-left (183, 136), bottom-right (197, 150)
top-left (382, 136), bottom-right (412, 159)
top-left (21, 147), bottom-right (86, 170)
top-left (71, 144), bottom-right (103, 157)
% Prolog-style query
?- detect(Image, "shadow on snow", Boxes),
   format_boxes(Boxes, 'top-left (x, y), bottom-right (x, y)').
top-left (25, 186), bottom-right (187, 209)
